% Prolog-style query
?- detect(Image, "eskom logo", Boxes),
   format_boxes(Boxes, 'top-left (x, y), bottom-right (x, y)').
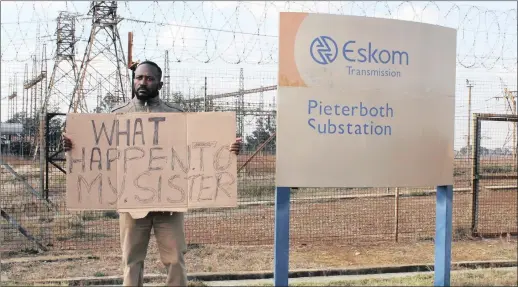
top-left (309, 36), bottom-right (410, 66)
top-left (310, 36), bottom-right (338, 65)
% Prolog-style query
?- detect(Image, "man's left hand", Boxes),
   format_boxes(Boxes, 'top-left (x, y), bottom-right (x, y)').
top-left (230, 138), bottom-right (242, 155)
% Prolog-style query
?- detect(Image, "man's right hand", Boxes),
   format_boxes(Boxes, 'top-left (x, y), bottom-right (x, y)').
top-left (62, 134), bottom-right (73, 152)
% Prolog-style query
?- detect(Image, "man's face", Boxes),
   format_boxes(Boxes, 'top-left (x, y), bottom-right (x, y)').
top-left (133, 64), bottom-right (162, 100)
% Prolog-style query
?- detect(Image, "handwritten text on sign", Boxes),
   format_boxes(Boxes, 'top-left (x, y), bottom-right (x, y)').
top-left (65, 112), bottom-right (237, 211)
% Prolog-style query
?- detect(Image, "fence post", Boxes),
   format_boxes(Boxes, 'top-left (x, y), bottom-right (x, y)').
top-left (471, 114), bottom-right (480, 236)
top-left (39, 111), bottom-right (46, 195)
top-left (45, 113), bottom-right (50, 199)
top-left (394, 187), bottom-right (399, 242)
top-left (274, 186), bottom-right (291, 286)
top-left (434, 185), bottom-right (453, 286)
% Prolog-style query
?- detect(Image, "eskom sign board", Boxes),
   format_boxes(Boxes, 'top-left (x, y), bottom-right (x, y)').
top-left (276, 12), bottom-right (457, 188)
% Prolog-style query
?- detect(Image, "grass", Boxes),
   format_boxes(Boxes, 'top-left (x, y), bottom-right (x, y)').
top-left (0, 283), bottom-right (69, 286)
top-left (93, 271), bottom-right (106, 277)
top-left (239, 185), bottom-right (275, 198)
top-left (3, 269), bottom-right (515, 287)
top-left (2, 238), bottom-right (516, 283)
top-left (249, 268), bottom-right (517, 286)
top-left (0, 280), bottom-right (210, 286)
top-left (317, 270), bottom-right (517, 286)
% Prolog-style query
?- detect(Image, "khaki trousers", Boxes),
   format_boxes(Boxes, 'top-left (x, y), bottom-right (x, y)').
top-left (119, 212), bottom-right (187, 286)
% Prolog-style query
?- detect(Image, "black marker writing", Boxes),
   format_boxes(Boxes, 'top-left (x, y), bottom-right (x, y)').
top-left (90, 147), bottom-right (102, 171)
top-left (107, 175), bottom-right (125, 206)
top-left (197, 175), bottom-right (213, 201)
top-left (91, 120), bottom-right (116, 146)
top-left (187, 174), bottom-right (202, 201)
top-left (69, 147), bottom-right (86, 173)
top-left (214, 171), bottom-right (235, 199)
top-left (133, 171), bottom-right (157, 204)
top-left (148, 117), bottom-right (165, 145)
top-left (116, 119), bottom-right (131, 146)
top-left (157, 175), bottom-right (162, 203)
top-left (171, 146), bottom-right (190, 173)
top-left (77, 174), bottom-right (102, 204)
top-left (106, 148), bottom-right (120, 171)
top-left (167, 174), bottom-right (186, 203)
top-left (124, 147), bottom-right (145, 172)
top-left (133, 118), bottom-right (145, 146)
top-left (149, 147), bottom-right (166, 171)
top-left (192, 142), bottom-right (216, 172)
top-left (213, 145), bottom-right (231, 171)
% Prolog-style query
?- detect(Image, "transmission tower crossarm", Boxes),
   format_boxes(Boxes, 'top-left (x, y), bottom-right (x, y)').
top-left (185, 85), bottom-right (277, 103)
top-left (23, 73), bottom-right (46, 90)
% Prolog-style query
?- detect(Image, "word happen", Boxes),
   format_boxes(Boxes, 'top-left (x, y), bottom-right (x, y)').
top-left (68, 145), bottom-right (232, 174)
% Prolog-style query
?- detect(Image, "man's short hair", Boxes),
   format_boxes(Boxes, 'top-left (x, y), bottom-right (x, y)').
top-left (137, 60), bottom-right (162, 79)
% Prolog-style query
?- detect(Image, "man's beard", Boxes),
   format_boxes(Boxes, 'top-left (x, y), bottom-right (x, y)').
top-left (134, 87), bottom-right (159, 100)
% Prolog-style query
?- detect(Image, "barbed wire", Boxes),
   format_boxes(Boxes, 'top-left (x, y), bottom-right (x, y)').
top-left (0, 1), bottom-right (516, 71)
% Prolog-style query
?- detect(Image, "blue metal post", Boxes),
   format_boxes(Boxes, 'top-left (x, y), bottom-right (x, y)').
top-left (274, 186), bottom-right (291, 286)
top-left (434, 185), bottom-right (453, 286)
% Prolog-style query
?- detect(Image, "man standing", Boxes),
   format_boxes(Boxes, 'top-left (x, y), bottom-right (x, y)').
top-left (63, 60), bottom-right (241, 286)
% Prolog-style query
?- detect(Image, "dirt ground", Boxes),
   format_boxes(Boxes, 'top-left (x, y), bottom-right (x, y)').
top-left (2, 237), bottom-right (516, 282)
top-left (1, 190), bottom-right (516, 252)
top-left (1, 154), bottom-right (516, 283)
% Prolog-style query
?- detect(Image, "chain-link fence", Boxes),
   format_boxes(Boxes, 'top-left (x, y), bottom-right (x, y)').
top-left (1, 70), bottom-right (517, 252)
top-left (471, 113), bottom-right (517, 237)
top-left (1, 0), bottom-right (517, 254)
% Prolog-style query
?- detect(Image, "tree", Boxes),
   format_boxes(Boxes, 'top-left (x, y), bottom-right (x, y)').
top-left (245, 115), bottom-right (276, 153)
top-left (6, 112), bottom-right (38, 135)
top-left (47, 116), bottom-right (65, 152)
top-left (172, 92), bottom-right (184, 104)
top-left (3, 112), bottom-right (64, 156)
top-left (92, 94), bottom-right (118, 113)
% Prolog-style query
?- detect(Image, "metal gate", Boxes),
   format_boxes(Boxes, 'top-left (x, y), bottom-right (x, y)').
top-left (471, 113), bottom-right (517, 236)
top-left (44, 112), bottom-right (67, 200)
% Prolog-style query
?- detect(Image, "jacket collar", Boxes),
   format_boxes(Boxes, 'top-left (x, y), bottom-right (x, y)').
top-left (132, 95), bottom-right (161, 107)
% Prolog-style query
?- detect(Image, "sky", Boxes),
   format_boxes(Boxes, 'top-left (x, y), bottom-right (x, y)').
top-left (0, 1), bottom-right (517, 150)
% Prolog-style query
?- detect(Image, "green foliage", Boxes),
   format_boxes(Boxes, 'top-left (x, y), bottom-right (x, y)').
top-left (246, 116), bottom-right (276, 153)
top-left (91, 94), bottom-right (117, 113)
top-left (3, 112), bottom-right (64, 156)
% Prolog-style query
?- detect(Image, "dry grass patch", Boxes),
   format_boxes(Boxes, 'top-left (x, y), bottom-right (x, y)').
top-left (248, 268), bottom-right (517, 286)
top-left (324, 269), bottom-right (518, 286)
top-left (2, 237), bottom-right (516, 282)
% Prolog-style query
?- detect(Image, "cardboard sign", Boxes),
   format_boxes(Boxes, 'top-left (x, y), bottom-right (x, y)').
top-left (276, 12), bottom-right (456, 188)
top-left (65, 112), bottom-right (237, 213)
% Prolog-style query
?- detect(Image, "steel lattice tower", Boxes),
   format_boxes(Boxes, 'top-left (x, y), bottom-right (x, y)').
top-left (163, 50), bottom-right (171, 102)
top-left (71, 1), bottom-right (129, 113)
top-left (43, 11), bottom-right (79, 113)
top-left (236, 68), bottom-right (245, 137)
